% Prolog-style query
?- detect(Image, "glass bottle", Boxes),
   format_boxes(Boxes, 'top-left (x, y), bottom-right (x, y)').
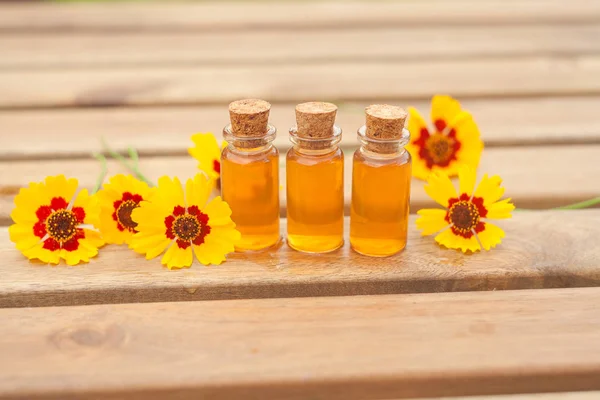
top-left (221, 99), bottom-right (280, 251)
top-left (350, 104), bottom-right (412, 257)
top-left (286, 102), bottom-right (344, 253)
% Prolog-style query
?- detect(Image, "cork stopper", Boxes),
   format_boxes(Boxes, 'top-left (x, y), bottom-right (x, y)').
top-left (365, 104), bottom-right (407, 139)
top-left (229, 99), bottom-right (271, 137)
top-left (295, 102), bottom-right (337, 139)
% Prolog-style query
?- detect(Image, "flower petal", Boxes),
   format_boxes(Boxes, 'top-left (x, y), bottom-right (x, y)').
top-left (431, 95), bottom-right (462, 127)
top-left (486, 198), bottom-right (515, 220)
top-left (188, 133), bottom-right (221, 180)
top-left (476, 222), bottom-right (505, 250)
top-left (424, 171), bottom-right (457, 208)
top-left (474, 174), bottom-right (505, 207)
top-left (416, 209), bottom-right (449, 236)
top-left (185, 173), bottom-right (212, 210)
top-left (161, 243), bottom-right (193, 269)
top-left (156, 176), bottom-right (185, 210)
top-left (435, 228), bottom-right (481, 253)
top-left (204, 196), bottom-right (234, 226)
top-left (458, 164), bottom-right (477, 197)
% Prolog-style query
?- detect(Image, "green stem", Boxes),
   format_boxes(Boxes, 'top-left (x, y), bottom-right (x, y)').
top-left (92, 153), bottom-right (108, 194)
top-left (100, 138), bottom-right (154, 186)
top-left (553, 196), bottom-right (600, 210)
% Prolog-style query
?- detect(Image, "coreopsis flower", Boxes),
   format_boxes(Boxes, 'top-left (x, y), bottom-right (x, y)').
top-left (94, 174), bottom-right (154, 245)
top-left (129, 174), bottom-right (240, 269)
top-left (416, 165), bottom-right (514, 253)
top-left (406, 95), bottom-right (484, 180)
top-left (9, 175), bottom-right (104, 265)
top-left (188, 133), bottom-right (223, 182)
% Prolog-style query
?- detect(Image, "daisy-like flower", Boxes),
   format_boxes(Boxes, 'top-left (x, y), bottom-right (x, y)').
top-left (9, 175), bottom-right (104, 265)
top-left (416, 165), bottom-right (514, 253)
top-left (188, 133), bottom-right (224, 182)
top-left (129, 173), bottom-right (240, 269)
top-left (94, 174), bottom-right (154, 245)
top-left (406, 95), bottom-right (484, 180)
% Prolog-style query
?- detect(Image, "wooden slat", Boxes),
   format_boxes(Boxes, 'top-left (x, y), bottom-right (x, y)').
top-left (0, 145), bottom-right (598, 225)
top-left (1, 211), bottom-right (599, 308)
top-left (1, 288), bottom-right (600, 399)
top-left (2, 97), bottom-right (600, 162)
top-left (1, 1), bottom-right (599, 32)
top-left (1, 57), bottom-right (600, 109)
top-left (419, 394), bottom-right (600, 400)
top-left (2, 25), bottom-right (600, 69)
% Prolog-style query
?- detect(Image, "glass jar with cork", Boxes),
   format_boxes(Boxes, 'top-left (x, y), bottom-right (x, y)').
top-left (350, 104), bottom-right (412, 257)
top-left (221, 99), bottom-right (281, 251)
top-left (286, 102), bottom-right (344, 253)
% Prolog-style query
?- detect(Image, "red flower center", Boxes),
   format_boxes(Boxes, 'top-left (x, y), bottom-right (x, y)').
top-left (112, 192), bottom-right (143, 233)
top-left (164, 205), bottom-right (211, 249)
top-left (414, 119), bottom-right (461, 169)
top-left (213, 159), bottom-right (221, 174)
top-left (446, 193), bottom-right (487, 238)
top-left (33, 196), bottom-right (86, 252)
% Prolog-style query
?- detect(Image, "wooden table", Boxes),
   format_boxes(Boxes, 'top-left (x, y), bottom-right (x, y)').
top-left (0, 1), bottom-right (599, 399)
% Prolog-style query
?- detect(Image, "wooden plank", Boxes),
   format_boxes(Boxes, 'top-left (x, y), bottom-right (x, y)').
top-left (419, 393), bottom-right (600, 400)
top-left (1, 57), bottom-right (600, 109)
top-left (3, 25), bottom-right (600, 69)
top-left (1, 1), bottom-right (599, 32)
top-left (1, 211), bottom-right (599, 308)
top-left (0, 145), bottom-right (598, 225)
top-left (2, 97), bottom-right (600, 161)
top-left (1, 288), bottom-right (600, 399)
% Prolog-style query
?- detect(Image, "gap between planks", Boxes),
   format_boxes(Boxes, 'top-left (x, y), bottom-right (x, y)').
top-left (0, 211), bottom-right (599, 308)
top-left (1, 25), bottom-right (599, 69)
top-left (0, 288), bottom-right (600, 399)
top-left (1, 57), bottom-right (600, 109)
top-left (0, 145), bottom-right (598, 225)
top-left (1, 0), bottom-right (600, 32)
top-left (2, 97), bottom-right (600, 162)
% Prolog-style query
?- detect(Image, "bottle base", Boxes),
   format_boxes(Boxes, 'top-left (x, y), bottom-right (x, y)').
top-left (350, 238), bottom-right (406, 257)
top-left (287, 235), bottom-right (344, 254)
top-left (235, 236), bottom-right (283, 253)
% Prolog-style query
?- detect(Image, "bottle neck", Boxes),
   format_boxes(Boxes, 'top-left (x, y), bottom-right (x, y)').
top-left (223, 123), bottom-right (276, 153)
top-left (357, 125), bottom-right (410, 156)
top-left (289, 125), bottom-right (342, 155)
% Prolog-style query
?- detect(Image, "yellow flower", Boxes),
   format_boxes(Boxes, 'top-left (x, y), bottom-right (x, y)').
top-left (416, 165), bottom-right (514, 253)
top-left (406, 95), bottom-right (484, 180)
top-left (129, 174), bottom-right (240, 269)
top-left (188, 133), bottom-right (224, 182)
top-left (94, 174), bottom-right (155, 245)
top-left (9, 175), bottom-right (104, 265)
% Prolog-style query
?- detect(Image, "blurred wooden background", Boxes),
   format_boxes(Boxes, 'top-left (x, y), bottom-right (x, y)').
top-left (0, 1), bottom-right (600, 399)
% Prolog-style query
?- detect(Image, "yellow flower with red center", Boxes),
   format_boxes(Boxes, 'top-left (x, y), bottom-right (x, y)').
top-left (406, 95), bottom-right (484, 180)
top-left (129, 174), bottom-right (240, 269)
top-left (94, 174), bottom-right (154, 245)
top-left (188, 133), bottom-right (224, 182)
top-left (9, 175), bottom-right (104, 265)
top-left (416, 165), bottom-right (514, 253)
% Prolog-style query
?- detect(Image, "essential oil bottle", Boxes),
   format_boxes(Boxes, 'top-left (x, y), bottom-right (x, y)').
top-left (221, 99), bottom-right (280, 251)
top-left (286, 102), bottom-right (344, 253)
top-left (350, 104), bottom-right (411, 257)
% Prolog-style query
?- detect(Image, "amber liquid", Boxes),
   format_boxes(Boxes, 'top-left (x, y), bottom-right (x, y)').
top-left (350, 149), bottom-right (411, 257)
top-left (286, 147), bottom-right (344, 253)
top-left (221, 145), bottom-right (280, 251)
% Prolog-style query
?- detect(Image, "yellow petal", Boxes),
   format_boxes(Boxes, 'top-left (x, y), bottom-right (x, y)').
top-left (424, 171), bottom-right (457, 208)
top-left (474, 174), bottom-right (505, 207)
top-left (23, 242), bottom-right (61, 265)
top-left (486, 198), bottom-right (515, 220)
top-left (204, 196), bottom-right (234, 226)
top-left (416, 208), bottom-right (449, 236)
top-left (435, 228), bottom-right (481, 253)
top-left (44, 175), bottom-right (78, 203)
top-left (458, 164), bottom-right (477, 197)
top-left (407, 106), bottom-right (428, 140)
top-left (156, 176), bottom-right (185, 210)
top-left (185, 173), bottom-right (212, 210)
top-left (476, 222), bottom-right (505, 251)
top-left (188, 133), bottom-right (221, 180)
top-left (431, 95), bottom-right (462, 126)
top-left (9, 224), bottom-right (40, 251)
top-left (161, 243), bottom-right (192, 269)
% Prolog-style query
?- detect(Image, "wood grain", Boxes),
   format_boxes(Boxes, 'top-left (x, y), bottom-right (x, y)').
top-left (1, 211), bottom-right (599, 308)
top-left (419, 394), bottom-right (600, 400)
top-left (2, 57), bottom-right (600, 109)
top-left (2, 25), bottom-right (599, 69)
top-left (0, 145), bottom-right (598, 225)
top-left (0, 288), bottom-right (600, 399)
top-left (1, 0), bottom-right (599, 32)
top-left (2, 97), bottom-right (600, 161)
